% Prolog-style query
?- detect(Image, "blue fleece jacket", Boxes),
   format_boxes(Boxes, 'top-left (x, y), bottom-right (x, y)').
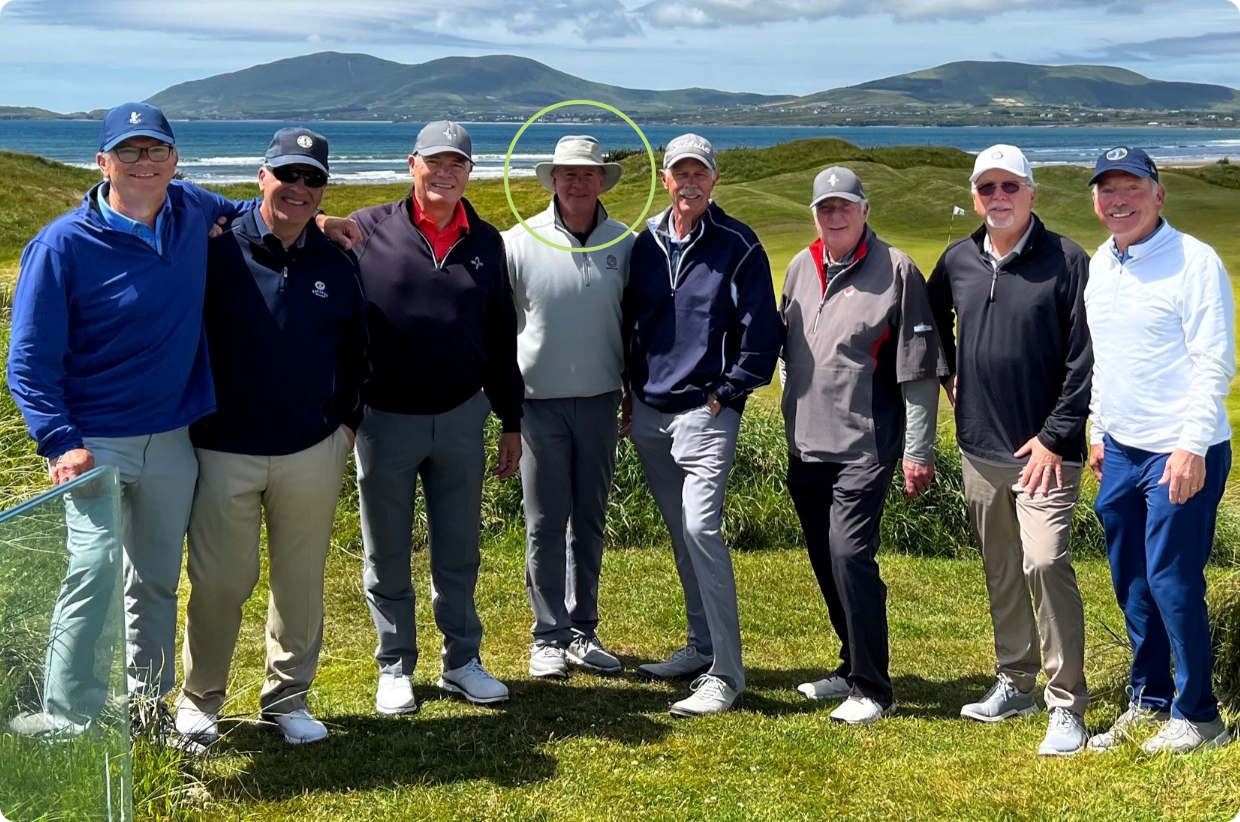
top-left (7, 180), bottom-right (250, 459)
top-left (623, 202), bottom-right (781, 414)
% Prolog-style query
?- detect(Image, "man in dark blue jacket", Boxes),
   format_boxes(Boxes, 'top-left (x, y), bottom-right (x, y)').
top-left (624, 134), bottom-right (781, 717)
top-left (174, 129), bottom-right (367, 747)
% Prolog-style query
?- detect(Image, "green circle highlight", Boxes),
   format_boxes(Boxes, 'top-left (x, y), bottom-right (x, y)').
top-left (503, 100), bottom-right (658, 254)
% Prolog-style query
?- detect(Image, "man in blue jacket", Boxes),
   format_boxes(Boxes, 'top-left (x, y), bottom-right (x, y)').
top-left (624, 134), bottom-right (781, 717)
top-left (5, 105), bottom-right (358, 738)
top-left (174, 129), bottom-right (367, 747)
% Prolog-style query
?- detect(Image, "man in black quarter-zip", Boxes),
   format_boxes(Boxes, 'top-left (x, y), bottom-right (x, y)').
top-left (348, 121), bottom-right (524, 713)
top-left (927, 144), bottom-right (1093, 757)
top-left (177, 128), bottom-right (368, 747)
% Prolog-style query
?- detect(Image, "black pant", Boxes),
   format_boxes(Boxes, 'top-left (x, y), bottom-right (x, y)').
top-left (787, 456), bottom-right (896, 707)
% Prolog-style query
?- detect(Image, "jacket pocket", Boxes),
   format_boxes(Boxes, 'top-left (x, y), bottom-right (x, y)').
top-left (785, 363), bottom-right (875, 459)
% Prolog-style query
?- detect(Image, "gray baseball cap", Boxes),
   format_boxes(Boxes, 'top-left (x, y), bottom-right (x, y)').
top-left (663, 133), bottom-right (716, 171)
top-left (413, 120), bottom-right (472, 161)
top-left (810, 167), bottom-right (866, 208)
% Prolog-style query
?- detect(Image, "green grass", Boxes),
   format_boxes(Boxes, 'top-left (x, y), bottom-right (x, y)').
top-left (1, 142), bottom-right (1239, 821)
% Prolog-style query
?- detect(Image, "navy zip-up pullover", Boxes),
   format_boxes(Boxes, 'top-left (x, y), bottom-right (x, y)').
top-left (189, 209), bottom-right (368, 456)
top-left (7, 180), bottom-right (250, 459)
top-left (926, 214), bottom-right (1093, 463)
top-left (623, 202), bottom-right (781, 413)
top-left (349, 194), bottom-right (523, 431)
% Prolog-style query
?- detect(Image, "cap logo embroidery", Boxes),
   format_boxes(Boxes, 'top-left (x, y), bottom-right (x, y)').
top-left (129, 111), bottom-right (142, 125)
top-left (828, 173), bottom-right (839, 187)
top-left (444, 123), bottom-right (459, 141)
top-left (297, 135), bottom-right (314, 149)
top-left (991, 150), bottom-right (1004, 159)
top-left (1106, 148), bottom-right (1129, 161)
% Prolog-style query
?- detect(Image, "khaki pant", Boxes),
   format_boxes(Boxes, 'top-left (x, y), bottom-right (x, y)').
top-left (179, 428), bottom-right (350, 716)
top-left (961, 454), bottom-right (1088, 714)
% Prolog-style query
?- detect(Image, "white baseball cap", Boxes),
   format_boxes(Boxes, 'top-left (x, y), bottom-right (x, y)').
top-left (970, 144), bottom-right (1034, 184)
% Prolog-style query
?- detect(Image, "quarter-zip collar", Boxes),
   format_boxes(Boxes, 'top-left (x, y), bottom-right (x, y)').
top-left (252, 204), bottom-right (308, 251)
top-left (967, 214), bottom-right (1048, 303)
top-left (809, 229), bottom-right (871, 297)
top-left (552, 197), bottom-right (604, 247)
top-left (648, 204), bottom-right (709, 291)
top-left (1109, 218), bottom-right (1167, 265)
top-left (93, 181), bottom-right (171, 256)
top-left (404, 192), bottom-right (477, 268)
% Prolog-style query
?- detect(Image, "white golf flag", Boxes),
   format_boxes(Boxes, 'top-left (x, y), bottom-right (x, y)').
top-left (952, 206), bottom-right (967, 217)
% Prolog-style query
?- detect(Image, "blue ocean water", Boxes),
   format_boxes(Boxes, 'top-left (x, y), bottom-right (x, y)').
top-left (1, 120), bottom-right (1236, 185)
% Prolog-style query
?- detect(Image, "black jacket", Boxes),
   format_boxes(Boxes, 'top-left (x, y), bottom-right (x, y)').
top-left (926, 215), bottom-right (1092, 463)
top-left (349, 195), bottom-right (523, 431)
top-left (191, 209), bottom-right (368, 456)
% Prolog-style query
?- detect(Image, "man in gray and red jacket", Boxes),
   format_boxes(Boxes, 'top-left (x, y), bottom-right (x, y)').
top-left (781, 166), bottom-right (948, 726)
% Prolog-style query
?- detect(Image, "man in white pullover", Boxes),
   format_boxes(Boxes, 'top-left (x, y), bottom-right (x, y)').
top-left (503, 136), bottom-right (634, 679)
top-left (1084, 146), bottom-right (1235, 754)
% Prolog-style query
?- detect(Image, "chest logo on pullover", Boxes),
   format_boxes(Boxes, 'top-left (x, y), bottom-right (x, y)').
top-left (312, 281), bottom-right (329, 299)
top-left (471, 257), bottom-right (483, 270)
top-left (606, 255), bottom-right (618, 269)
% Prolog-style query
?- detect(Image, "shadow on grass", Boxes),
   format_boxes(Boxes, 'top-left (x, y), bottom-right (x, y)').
top-left (192, 680), bottom-right (677, 802)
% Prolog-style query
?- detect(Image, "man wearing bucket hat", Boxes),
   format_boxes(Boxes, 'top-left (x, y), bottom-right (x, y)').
top-left (926, 144), bottom-right (1094, 755)
top-left (782, 166), bottom-right (948, 725)
top-left (1084, 147), bottom-right (1235, 754)
top-left (348, 121), bottom-right (524, 713)
top-left (624, 134), bottom-right (781, 717)
top-left (174, 128), bottom-right (368, 746)
top-left (502, 136), bottom-right (634, 680)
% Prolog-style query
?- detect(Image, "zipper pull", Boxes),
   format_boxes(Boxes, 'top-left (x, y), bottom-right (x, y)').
top-left (812, 303), bottom-right (825, 333)
top-left (280, 266), bottom-right (288, 292)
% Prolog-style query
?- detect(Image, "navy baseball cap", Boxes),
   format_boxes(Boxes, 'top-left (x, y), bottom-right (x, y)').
top-left (1089, 146), bottom-right (1160, 187)
top-left (99, 103), bottom-right (176, 152)
top-left (265, 127), bottom-right (330, 175)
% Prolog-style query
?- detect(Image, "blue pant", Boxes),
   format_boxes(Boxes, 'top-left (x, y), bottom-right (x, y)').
top-left (1093, 436), bottom-right (1230, 723)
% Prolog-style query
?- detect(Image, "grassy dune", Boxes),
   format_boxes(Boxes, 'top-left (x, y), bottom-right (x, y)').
top-left (1, 143), bottom-right (1239, 821)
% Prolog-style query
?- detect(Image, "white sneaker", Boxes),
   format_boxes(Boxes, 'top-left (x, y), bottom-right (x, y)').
top-left (7, 710), bottom-right (89, 740)
top-left (830, 696), bottom-right (895, 725)
top-left (669, 674), bottom-right (740, 718)
top-left (797, 673), bottom-right (850, 702)
top-left (529, 644), bottom-right (570, 680)
top-left (1088, 701), bottom-right (1170, 751)
top-left (375, 673), bottom-right (419, 715)
top-left (438, 658), bottom-right (510, 705)
top-left (264, 709), bottom-right (328, 745)
top-left (566, 633), bottom-right (622, 674)
top-left (1140, 716), bottom-right (1233, 755)
top-left (174, 704), bottom-right (219, 745)
top-left (637, 645), bottom-right (713, 681)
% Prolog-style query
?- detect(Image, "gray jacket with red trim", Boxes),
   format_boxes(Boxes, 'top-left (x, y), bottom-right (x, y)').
top-left (780, 227), bottom-right (949, 464)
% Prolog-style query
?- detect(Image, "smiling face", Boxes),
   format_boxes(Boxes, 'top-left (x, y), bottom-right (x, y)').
top-left (1092, 170), bottom-right (1165, 250)
top-left (971, 169), bottom-right (1036, 233)
top-left (409, 151), bottom-right (471, 210)
top-left (258, 164), bottom-right (325, 229)
top-left (551, 165), bottom-right (605, 221)
top-left (661, 158), bottom-right (717, 230)
top-left (97, 136), bottom-right (177, 205)
top-left (814, 197), bottom-right (868, 260)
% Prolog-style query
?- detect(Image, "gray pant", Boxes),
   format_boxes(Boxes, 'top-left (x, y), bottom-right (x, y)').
top-left (46, 428), bottom-right (197, 722)
top-left (521, 391), bottom-right (622, 647)
top-left (356, 393), bottom-right (490, 674)
top-left (630, 397), bottom-right (745, 692)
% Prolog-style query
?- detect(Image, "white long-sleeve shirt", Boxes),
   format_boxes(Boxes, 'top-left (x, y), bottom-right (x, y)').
top-left (1085, 221), bottom-right (1235, 456)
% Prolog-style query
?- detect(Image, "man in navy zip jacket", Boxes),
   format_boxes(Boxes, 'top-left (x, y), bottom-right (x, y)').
top-left (5, 105), bottom-right (360, 739)
top-left (348, 122), bottom-right (524, 712)
top-left (624, 134), bottom-right (781, 717)
top-left (174, 129), bottom-right (367, 747)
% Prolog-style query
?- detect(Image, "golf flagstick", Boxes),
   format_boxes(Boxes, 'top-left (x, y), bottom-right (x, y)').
top-left (946, 205), bottom-right (967, 247)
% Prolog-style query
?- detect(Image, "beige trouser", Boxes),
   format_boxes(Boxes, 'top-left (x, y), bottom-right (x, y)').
top-left (179, 428), bottom-right (350, 716)
top-left (961, 454), bottom-right (1089, 715)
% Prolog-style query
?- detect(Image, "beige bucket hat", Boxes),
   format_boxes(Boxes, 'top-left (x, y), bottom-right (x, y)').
top-left (535, 135), bottom-right (623, 193)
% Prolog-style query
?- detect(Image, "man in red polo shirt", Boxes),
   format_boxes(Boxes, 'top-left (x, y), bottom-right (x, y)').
top-left (349, 121), bottom-right (524, 712)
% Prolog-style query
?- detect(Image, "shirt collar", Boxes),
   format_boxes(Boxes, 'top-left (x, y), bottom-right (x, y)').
top-left (253, 205), bottom-right (308, 250)
top-left (654, 206), bottom-right (705, 245)
top-left (411, 194), bottom-right (470, 237)
top-left (1109, 218), bottom-right (1166, 264)
top-left (983, 217), bottom-right (1036, 268)
top-left (96, 183), bottom-right (171, 252)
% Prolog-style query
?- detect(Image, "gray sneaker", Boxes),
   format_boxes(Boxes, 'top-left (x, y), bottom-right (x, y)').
top-left (796, 673), bottom-right (851, 702)
top-left (637, 645), bottom-right (713, 681)
top-left (1140, 716), bottom-right (1233, 755)
top-left (529, 644), bottom-right (570, 680)
top-left (960, 674), bottom-right (1039, 722)
top-left (566, 633), bottom-right (622, 674)
top-left (1038, 707), bottom-right (1087, 756)
top-left (1088, 702), bottom-right (1171, 751)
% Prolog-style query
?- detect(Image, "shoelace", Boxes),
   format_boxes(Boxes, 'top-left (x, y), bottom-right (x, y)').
top-left (981, 675), bottom-right (1018, 703)
top-left (669, 646), bottom-right (695, 663)
top-left (689, 675), bottom-right (727, 700)
top-left (1048, 708), bottom-right (1077, 730)
top-left (461, 658), bottom-right (490, 678)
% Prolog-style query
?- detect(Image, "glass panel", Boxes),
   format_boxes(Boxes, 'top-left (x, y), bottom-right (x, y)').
top-left (0, 466), bottom-right (131, 822)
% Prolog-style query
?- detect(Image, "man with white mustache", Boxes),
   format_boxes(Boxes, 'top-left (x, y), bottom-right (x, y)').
top-left (1084, 147), bottom-right (1234, 754)
top-left (927, 145), bottom-right (1093, 755)
top-left (623, 134), bottom-right (781, 717)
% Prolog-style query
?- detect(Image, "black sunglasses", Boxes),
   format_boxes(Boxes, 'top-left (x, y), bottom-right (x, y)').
top-left (269, 165), bottom-right (328, 188)
top-left (113, 144), bottom-right (174, 163)
top-left (975, 181), bottom-right (1027, 197)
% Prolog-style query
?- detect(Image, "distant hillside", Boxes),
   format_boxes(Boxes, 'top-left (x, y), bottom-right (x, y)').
top-left (787, 61), bottom-right (1240, 111)
top-left (146, 52), bottom-right (783, 120)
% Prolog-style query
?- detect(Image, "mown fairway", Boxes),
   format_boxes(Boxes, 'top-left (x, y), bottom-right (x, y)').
top-left (1, 143), bottom-right (1238, 821)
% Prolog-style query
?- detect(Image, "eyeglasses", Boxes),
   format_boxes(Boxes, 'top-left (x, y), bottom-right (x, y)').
top-left (113, 144), bottom-right (174, 163)
top-left (269, 165), bottom-right (328, 188)
top-left (975, 181), bottom-right (1028, 197)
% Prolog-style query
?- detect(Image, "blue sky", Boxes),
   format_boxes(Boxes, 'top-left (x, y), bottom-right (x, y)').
top-left (0, 0), bottom-right (1238, 111)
